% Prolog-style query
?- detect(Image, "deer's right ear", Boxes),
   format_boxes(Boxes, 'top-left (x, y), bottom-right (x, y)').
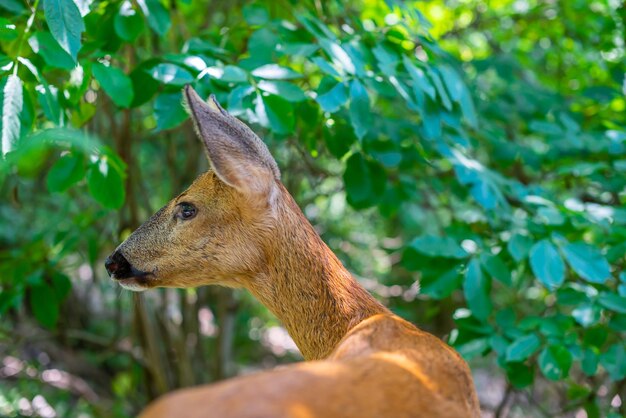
top-left (183, 86), bottom-right (280, 198)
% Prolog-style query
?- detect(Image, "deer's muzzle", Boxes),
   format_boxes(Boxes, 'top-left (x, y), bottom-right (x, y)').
top-left (105, 251), bottom-right (150, 280)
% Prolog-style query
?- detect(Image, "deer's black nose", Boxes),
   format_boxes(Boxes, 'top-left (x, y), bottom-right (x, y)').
top-left (105, 251), bottom-right (132, 279)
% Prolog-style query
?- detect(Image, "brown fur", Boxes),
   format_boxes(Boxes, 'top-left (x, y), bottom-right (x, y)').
top-left (112, 87), bottom-right (480, 417)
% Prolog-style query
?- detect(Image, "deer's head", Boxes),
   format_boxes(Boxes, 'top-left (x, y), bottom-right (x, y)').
top-left (104, 86), bottom-right (283, 291)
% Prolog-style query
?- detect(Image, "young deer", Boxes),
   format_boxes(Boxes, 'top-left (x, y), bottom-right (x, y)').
top-left (105, 86), bottom-right (480, 417)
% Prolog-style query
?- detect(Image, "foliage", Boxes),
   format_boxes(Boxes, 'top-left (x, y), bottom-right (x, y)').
top-left (0, 0), bottom-right (625, 416)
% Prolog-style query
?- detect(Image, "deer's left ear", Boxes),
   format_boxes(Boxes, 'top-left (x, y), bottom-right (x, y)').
top-left (183, 86), bottom-right (280, 198)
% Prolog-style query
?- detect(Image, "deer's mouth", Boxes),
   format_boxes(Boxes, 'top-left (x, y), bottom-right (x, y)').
top-left (116, 274), bottom-right (154, 292)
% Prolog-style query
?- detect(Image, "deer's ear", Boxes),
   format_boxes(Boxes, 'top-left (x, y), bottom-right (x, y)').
top-left (183, 86), bottom-right (280, 197)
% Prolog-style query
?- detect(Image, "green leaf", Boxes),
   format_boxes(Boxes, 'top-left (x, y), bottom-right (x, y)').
top-left (316, 82), bottom-right (348, 113)
top-left (609, 314), bottom-right (626, 331)
top-left (529, 239), bottom-right (565, 289)
top-left (438, 64), bottom-right (464, 102)
top-left (421, 268), bottom-right (462, 299)
top-left (372, 43), bottom-right (398, 75)
top-left (463, 258), bottom-right (492, 321)
top-left (421, 98), bottom-right (441, 140)
top-left (343, 153), bottom-right (386, 209)
top-left (36, 83), bottom-right (61, 124)
top-left (43, 0), bottom-right (85, 61)
top-left (136, 0), bottom-right (170, 36)
top-left (505, 362), bottom-right (534, 388)
top-left (246, 27), bottom-right (278, 64)
top-left (281, 43), bottom-right (319, 57)
top-left (150, 63), bottom-right (194, 86)
top-left (1, 74), bottom-right (23, 156)
top-left (51, 272), bottom-right (71, 301)
top-left (0, 0), bottom-right (26, 14)
top-left (556, 286), bottom-right (588, 305)
top-left (0, 18), bottom-right (17, 41)
top-left (256, 94), bottom-right (294, 135)
top-left (581, 348), bottom-right (598, 376)
top-left (202, 66), bottom-right (248, 84)
top-left (242, 3), bottom-right (268, 25)
top-left (469, 177), bottom-right (501, 210)
top-left (311, 57), bottom-right (341, 77)
top-left (597, 292), bottom-right (626, 313)
top-left (409, 235), bottom-right (467, 259)
top-left (561, 242), bottom-right (611, 284)
top-left (455, 338), bottom-right (489, 360)
top-left (257, 81), bottom-right (306, 102)
top-left (349, 79), bottom-right (370, 140)
top-left (251, 64), bottom-right (302, 80)
top-left (505, 333), bottom-right (541, 362)
top-left (403, 56), bottom-right (436, 99)
top-left (572, 303), bottom-right (601, 327)
top-left (155, 93), bottom-right (188, 131)
top-left (93, 63), bottom-right (134, 108)
top-left (114, 1), bottom-right (145, 42)
top-left (47, 153), bottom-right (85, 192)
top-left (480, 253), bottom-right (512, 286)
top-left (227, 85), bottom-right (255, 116)
top-left (319, 39), bottom-right (356, 75)
top-left (538, 345), bottom-right (572, 380)
top-left (507, 234), bottom-right (533, 262)
top-left (130, 67), bottom-right (159, 107)
top-left (584, 401), bottom-right (601, 418)
top-left (87, 157), bottom-right (125, 209)
top-left (323, 119), bottom-right (355, 159)
top-left (490, 335), bottom-right (509, 357)
top-left (28, 32), bottom-right (75, 69)
top-left (600, 343), bottom-right (626, 381)
top-left (539, 315), bottom-right (573, 337)
top-left (428, 68), bottom-right (452, 111)
top-left (30, 282), bottom-right (59, 329)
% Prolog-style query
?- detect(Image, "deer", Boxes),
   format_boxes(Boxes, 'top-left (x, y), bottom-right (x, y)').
top-left (104, 86), bottom-right (481, 418)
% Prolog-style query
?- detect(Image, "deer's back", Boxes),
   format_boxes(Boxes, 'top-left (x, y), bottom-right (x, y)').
top-left (141, 314), bottom-right (480, 418)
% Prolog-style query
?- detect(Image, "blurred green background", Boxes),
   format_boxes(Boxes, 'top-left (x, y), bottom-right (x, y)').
top-left (1, 0), bottom-right (625, 416)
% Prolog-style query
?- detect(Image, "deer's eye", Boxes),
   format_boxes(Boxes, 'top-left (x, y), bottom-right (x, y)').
top-left (177, 202), bottom-right (197, 220)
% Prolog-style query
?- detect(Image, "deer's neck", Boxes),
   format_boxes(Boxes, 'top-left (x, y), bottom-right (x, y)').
top-left (246, 190), bottom-right (389, 361)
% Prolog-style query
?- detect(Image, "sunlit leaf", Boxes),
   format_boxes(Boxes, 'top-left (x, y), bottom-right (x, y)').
top-left (257, 80), bottom-right (306, 102)
top-left (597, 292), bottom-right (626, 314)
top-left (1, 74), bottom-right (23, 156)
top-left (28, 32), bottom-right (75, 69)
top-left (529, 240), bottom-right (565, 289)
top-left (114, 1), bottom-right (145, 42)
top-left (155, 93), bottom-right (187, 131)
top-left (506, 333), bottom-right (540, 362)
top-left (136, 0), bottom-right (170, 36)
top-left (43, 0), bottom-right (85, 61)
top-left (538, 345), bottom-right (572, 380)
top-left (256, 94), bottom-right (294, 135)
top-left (409, 235), bottom-right (467, 259)
top-left (251, 64), bottom-right (302, 80)
top-left (317, 82), bottom-right (348, 113)
top-left (561, 242), bottom-right (611, 284)
top-left (149, 63), bottom-right (194, 86)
